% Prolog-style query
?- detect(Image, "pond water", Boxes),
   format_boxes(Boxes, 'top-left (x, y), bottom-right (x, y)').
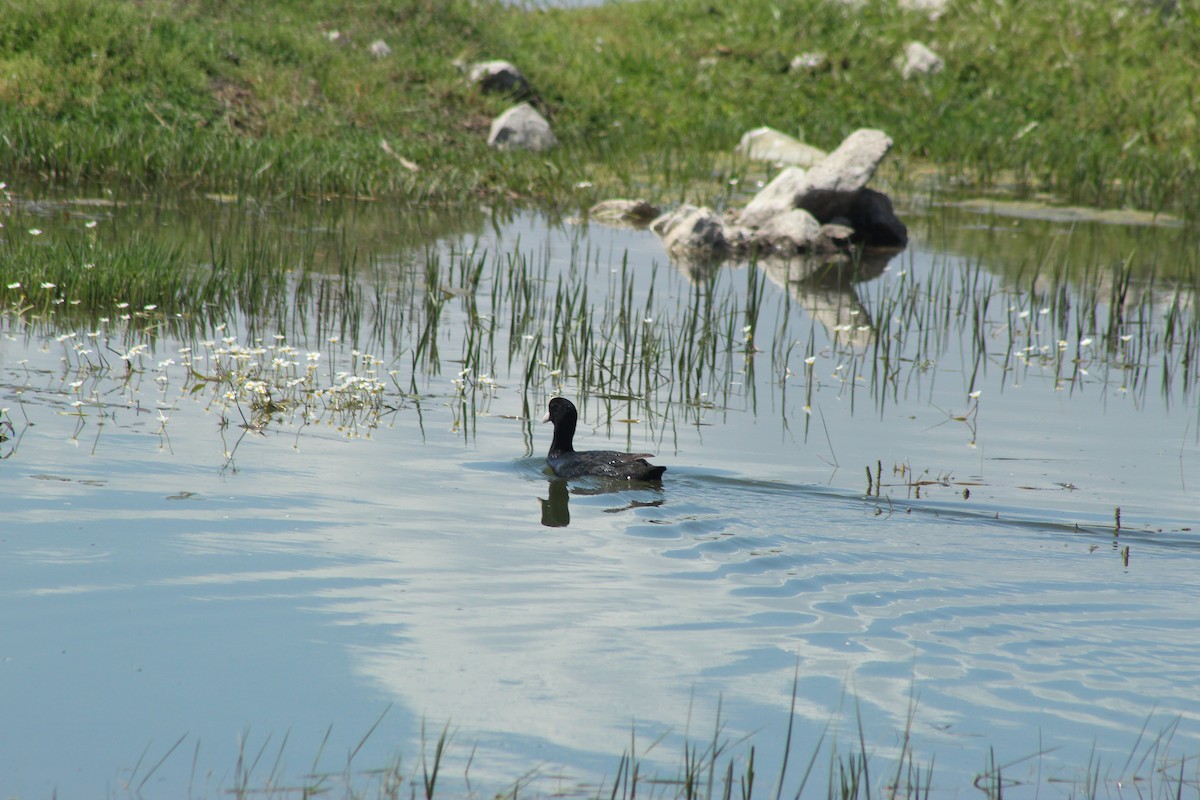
top-left (2, 189), bottom-right (1199, 800)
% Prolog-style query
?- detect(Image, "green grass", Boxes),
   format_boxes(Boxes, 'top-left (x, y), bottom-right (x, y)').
top-left (0, 0), bottom-right (1197, 216)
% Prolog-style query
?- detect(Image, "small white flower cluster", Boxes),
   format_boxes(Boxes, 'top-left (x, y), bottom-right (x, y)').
top-left (189, 334), bottom-right (388, 433)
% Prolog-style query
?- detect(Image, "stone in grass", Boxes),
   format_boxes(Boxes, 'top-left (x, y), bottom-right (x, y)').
top-left (795, 128), bottom-right (893, 222)
top-left (898, 0), bottom-right (951, 21)
top-left (487, 103), bottom-right (557, 152)
top-left (735, 127), bottom-right (827, 168)
top-left (468, 60), bottom-right (531, 98)
top-left (898, 41), bottom-right (944, 79)
top-left (789, 52), bottom-right (829, 72)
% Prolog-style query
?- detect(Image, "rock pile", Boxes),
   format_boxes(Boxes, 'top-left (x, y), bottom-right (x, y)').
top-left (626, 127), bottom-right (906, 263)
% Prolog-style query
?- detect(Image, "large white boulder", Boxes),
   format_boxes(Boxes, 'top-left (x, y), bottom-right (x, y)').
top-left (736, 127), bottom-right (827, 168)
top-left (738, 167), bottom-right (809, 228)
top-left (795, 128), bottom-right (893, 221)
top-left (487, 103), bottom-right (557, 152)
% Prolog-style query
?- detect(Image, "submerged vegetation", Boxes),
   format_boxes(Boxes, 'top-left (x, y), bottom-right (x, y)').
top-left (0, 0), bottom-right (1197, 216)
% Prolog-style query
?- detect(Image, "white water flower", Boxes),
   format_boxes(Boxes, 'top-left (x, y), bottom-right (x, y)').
top-left (969, 390), bottom-right (982, 399)
top-left (40, 282), bottom-right (56, 289)
top-left (29, 228), bottom-right (42, 236)
top-left (1080, 337), bottom-right (1093, 346)
top-left (5, 282), bottom-right (19, 289)
top-left (85, 220), bottom-right (98, 229)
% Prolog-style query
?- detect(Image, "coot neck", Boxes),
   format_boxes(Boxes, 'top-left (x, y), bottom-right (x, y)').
top-left (550, 411), bottom-right (576, 454)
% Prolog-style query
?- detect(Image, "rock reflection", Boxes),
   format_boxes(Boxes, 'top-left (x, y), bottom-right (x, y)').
top-left (665, 246), bottom-right (900, 348)
top-left (756, 248), bottom-right (899, 348)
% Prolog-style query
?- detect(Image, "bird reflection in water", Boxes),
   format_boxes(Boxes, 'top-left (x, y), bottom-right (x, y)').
top-left (539, 479), bottom-right (665, 528)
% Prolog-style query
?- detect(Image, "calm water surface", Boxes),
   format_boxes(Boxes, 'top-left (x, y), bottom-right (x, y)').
top-left (2, 196), bottom-right (1199, 799)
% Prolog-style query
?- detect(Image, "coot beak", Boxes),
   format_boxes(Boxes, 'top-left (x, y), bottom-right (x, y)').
top-left (541, 411), bottom-right (551, 423)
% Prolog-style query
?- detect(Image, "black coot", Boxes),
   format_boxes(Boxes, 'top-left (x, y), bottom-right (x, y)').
top-left (542, 397), bottom-right (666, 481)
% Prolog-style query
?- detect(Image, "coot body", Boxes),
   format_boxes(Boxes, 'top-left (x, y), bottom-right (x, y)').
top-left (542, 397), bottom-right (666, 481)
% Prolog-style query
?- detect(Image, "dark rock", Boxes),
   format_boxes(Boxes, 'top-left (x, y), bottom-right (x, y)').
top-left (845, 189), bottom-right (908, 247)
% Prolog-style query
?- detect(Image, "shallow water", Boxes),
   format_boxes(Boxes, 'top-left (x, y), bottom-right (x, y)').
top-left (2, 195), bottom-right (1199, 799)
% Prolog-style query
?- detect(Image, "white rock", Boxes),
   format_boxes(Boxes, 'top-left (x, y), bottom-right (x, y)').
top-left (487, 103), bottom-right (556, 152)
top-left (749, 209), bottom-right (822, 254)
top-left (898, 0), bottom-right (950, 20)
top-left (739, 167), bottom-right (809, 227)
top-left (796, 129), bottom-right (893, 220)
top-left (789, 52), bottom-right (829, 72)
top-left (468, 60), bottom-right (531, 96)
top-left (736, 127), bottom-right (827, 167)
top-left (899, 41), bottom-right (944, 79)
top-left (651, 204), bottom-right (730, 256)
top-left (589, 199), bottom-right (661, 225)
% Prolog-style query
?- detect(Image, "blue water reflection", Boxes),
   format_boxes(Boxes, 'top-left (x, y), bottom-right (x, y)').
top-left (2, 208), bottom-right (1199, 799)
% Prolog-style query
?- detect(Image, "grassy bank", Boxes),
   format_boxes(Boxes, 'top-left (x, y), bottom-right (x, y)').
top-left (0, 0), bottom-right (1197, 216)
